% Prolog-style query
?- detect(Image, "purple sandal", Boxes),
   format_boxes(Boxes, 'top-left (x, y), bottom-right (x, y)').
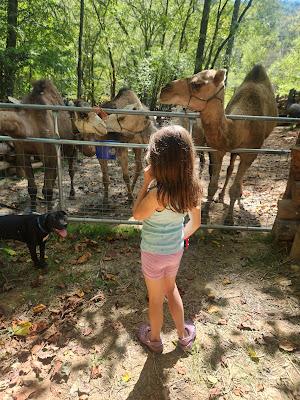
top-left (178, 321), bottom-right (196, 351)
top-left (137, 324), bottom-right (163, 353)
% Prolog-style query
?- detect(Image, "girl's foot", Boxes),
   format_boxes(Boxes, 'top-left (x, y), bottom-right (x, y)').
top-left (137, 324), bottom-right (163, 353)
top-left (178, 321), bottom-right (196, 351)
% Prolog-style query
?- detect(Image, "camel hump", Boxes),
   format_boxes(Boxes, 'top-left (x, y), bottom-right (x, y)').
top-left (24, 79), bottom-right (64, 105)
top-left (243, 64), bottom-right (269, 83)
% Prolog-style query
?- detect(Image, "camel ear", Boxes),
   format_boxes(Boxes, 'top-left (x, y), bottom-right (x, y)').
top-left (8, 96), bottom-right (21, 104)
top-left (213, 69), bottom-right (226, 87)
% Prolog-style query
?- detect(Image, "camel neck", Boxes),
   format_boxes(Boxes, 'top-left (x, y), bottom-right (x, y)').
top-left (199, 100), bottom-right (233, 151)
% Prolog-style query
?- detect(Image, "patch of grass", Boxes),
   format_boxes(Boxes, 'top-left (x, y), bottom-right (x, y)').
top-left (68, 222), bottom-right (140, 240)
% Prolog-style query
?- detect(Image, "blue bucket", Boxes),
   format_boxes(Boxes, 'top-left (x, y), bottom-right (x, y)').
top-left (95, 141), bottom-right (116, 160)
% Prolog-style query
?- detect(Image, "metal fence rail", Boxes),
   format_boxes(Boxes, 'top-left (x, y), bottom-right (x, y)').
top-left (0, 102), bottom-right (298, 231)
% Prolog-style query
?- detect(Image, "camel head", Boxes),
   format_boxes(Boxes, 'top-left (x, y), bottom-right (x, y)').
top-left (72, 100), bottom-right (107, 139)
top-left (106, 103), bottom-right (151, 134)
top-left (160, 69), bottom-right (226, 112)
top-left (0, 109), bottom-right (28, 138)
top-left (74, 111), bottom-right (107, 138)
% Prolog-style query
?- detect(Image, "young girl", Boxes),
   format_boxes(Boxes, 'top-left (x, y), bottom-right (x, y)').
top-left (133, 125), bottom-right (201, 353)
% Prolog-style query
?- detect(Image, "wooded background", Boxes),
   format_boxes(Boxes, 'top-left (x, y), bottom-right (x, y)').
top-left (0, 0), bottom-right (300, 107)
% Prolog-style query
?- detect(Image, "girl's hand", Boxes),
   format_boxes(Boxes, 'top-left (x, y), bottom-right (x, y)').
top-left (143, 165), bottom-right (153, 185)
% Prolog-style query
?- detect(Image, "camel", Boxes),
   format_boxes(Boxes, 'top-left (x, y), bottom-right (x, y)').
top-left (170, 106), bottom-right (206, 170)
top-left (0, 80), bottom-right (78, 211)
top-left (160, 64), bottom-right (278, 225)
top-left (286, 88), bottom-right (300, 118)
top-left (73, 89), bottom-right (157, 202)
top-left (102, 88), bottom-right (157, 201)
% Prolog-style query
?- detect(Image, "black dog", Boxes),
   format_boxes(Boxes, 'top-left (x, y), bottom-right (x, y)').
top-left (0, 211), bottom-right (67, 268)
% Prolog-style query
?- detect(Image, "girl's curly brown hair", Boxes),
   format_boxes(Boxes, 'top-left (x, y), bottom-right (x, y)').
top-left (146, 125), bottom-right (202, 213)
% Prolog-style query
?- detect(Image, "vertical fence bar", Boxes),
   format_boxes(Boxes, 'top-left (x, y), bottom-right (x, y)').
top-left (53, 111), bottom-right (65, 210)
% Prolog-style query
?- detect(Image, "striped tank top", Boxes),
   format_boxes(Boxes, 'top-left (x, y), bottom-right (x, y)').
top-left (141, 208), bottom-right (185, 255)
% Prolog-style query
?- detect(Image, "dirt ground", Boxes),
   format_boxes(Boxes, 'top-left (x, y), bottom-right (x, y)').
top-left (0, 225), bottom-right (300, 400)
top-left (0, 125), bottom-right (300, 400)
top-left (0, 126), bottom-right (298, 228)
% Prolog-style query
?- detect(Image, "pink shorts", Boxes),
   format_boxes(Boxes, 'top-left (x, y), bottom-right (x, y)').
top-left (141, 250), bottom-right (184, 280)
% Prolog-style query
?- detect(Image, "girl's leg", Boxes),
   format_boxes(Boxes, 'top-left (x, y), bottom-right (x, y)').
top-left (144, 277), bottom-right (165, 342)
top-left (164, 276), bottom-right (187, 339)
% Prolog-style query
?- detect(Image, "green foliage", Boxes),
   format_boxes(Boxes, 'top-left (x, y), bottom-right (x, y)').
top-left (0, 0), bottom-right (299, 102)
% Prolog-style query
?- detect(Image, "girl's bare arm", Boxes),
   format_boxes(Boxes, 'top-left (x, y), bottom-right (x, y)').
top-left (132, 166), bottom-right (159, 221)
top-left (183, 205), bottom-right (201, 239)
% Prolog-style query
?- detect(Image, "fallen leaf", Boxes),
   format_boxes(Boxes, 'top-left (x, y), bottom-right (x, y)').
top-left (72, 252), bottom-right (91, 264)
top-left (247, 346), bottom-right (259, 363)
top-left (209, 387), bottom-right (222, 399)
top-left (32, 303), bottom-right (47, 314)
top-left (174, 364), bottom-right (186, 375)
top-left (90, 365), bottom-right (102, 379)
top-left (74, 289), bottom-right (85, 298)
top-left (232, 387), bottom-right (244, 396)
top-left (121, 372), bottom-right (131, 383)
top-left (43, 324), bottom-right (60, 341)
top-left (222, 277), bottom-right (231, 285)
top-left (14, 387), bottom-right (37, 400)
top-left (237, 321), bottom-right (255, 331)
top-left (207, 305), bottom-right (220, 314)
top-left (30, 320), bottom-right (49, 334)
top-left (257, 383), bottom-right (264, 392)
top-left (81, 327), bottom-right (93, 336)
top-left (279, 339), bottom-right (296, 352)
top-left (51, 361), bottom-right (71, 383)
top-left (12, 321), bottom-right (32, 336)
top-left (207, 375), bottom-right (218, 386)
top-left (275, 277), bottom-right (292, 287)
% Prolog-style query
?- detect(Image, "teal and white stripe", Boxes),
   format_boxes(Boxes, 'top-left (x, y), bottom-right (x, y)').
top-left (141, 208), bottom-right (185, 254)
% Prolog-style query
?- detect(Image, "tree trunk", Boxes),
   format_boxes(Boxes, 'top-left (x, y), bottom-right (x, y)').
top-left (1, 0), bottom-right (18, 98)
top-left (160, 0), bottom-right (169, 49)
top-left (108, 46), bottom-right (116, 100)
top-left (77, 0), bottom-right (84, 99)
top-left (194, 0), bottom-right (212, 74)
top-left (223, 0), bottom-right (241, 73)
top-left (211, 0), bottom-right (253, 68)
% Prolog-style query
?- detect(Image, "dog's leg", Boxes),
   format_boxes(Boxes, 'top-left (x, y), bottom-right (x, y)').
top-left (27, 242), bottom-right (46, 268)
top-left (39, 241), bottom-right (48, 268)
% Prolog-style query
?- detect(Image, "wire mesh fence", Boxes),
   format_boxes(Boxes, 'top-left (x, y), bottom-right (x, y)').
top-left (0, 103), bottom-right (299, 231)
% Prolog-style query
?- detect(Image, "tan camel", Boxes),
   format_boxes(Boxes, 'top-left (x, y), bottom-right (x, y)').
top-left (160, 64), bottom-right (278, 224)
top-left (103, 89), bottom-right (157, 201)
top-left (0, 80), bottom-right (77, 211)
top-left (74, 89), bottom-right (157, 202)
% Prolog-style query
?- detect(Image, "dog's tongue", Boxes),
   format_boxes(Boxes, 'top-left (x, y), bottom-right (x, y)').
top-left (55, 228), bottom-right (67, 238)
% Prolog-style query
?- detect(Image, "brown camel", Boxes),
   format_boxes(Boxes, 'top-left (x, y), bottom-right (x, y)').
top-left (170, 106), bottom-right (206, 170)
top-left (0, 80), bottom-right (77, 211)
top-left (160, 64), bottom-right (278, 224)
top-left (73, 90), bottom-right (157, 203)
top-left (103, 88), bottom-right (157, 201)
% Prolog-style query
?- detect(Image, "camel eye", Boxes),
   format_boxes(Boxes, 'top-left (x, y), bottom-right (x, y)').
top-left (191, 82), bottom-right (203, 90)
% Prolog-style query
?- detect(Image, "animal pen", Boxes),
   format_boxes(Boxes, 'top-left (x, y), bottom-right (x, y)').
top-left (0, 103), bottom-right (299, 253)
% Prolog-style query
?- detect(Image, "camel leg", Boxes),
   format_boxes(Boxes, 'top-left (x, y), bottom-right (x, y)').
top-left (131, 148), bottom-right (143, 192)
top-left (98, 159), bottom-right (109, 204)
top-left (202, 151), bottom-right (225, 224)
top-left (218, 153), bottom-right (238, 203)
top-left (117, 148), bottom-right (133, 202)
top-left (67, 147), bottom-right (76, 199)
top-left (42, 158), bottom-right (57, 211)
top-left (224, 154), bottom-right (257, 225)
top-left (22, 154), bottom-right (38, 212)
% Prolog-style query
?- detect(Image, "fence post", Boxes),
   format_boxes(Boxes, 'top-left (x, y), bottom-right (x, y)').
top-left (273, 143), bottom-right (300, 260)
top-left (53, 111), bottom-right (65, 210)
